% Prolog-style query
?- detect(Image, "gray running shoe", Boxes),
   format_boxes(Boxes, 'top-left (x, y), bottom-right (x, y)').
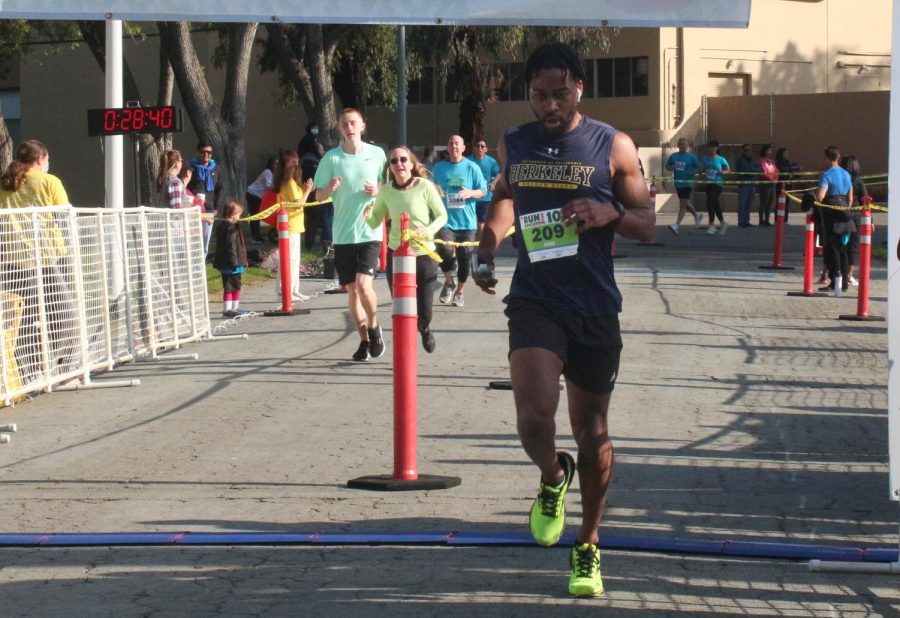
top-left (439, 277), bottom-right (457, 304)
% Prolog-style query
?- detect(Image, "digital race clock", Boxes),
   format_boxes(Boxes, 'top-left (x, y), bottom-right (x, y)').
top-left (87, 106), bottom-right (183, 136)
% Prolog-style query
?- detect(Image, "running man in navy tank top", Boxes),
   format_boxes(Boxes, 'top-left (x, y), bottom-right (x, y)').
top-left (474, 42), bottom-right (655, 598)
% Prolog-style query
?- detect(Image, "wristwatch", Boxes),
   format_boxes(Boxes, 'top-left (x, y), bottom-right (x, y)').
top-left (609, 200), bottom-right (626, 229)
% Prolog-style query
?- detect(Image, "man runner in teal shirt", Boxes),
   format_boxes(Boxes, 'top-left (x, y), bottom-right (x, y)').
top-left (315, 108), bottom-right (388, 361)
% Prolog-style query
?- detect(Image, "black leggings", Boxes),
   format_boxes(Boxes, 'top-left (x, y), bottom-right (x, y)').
top-left (386, 250), bottom-right (438, 332)
top-left (435, 228), bottom-right (476, 282)
top-left (705, 184), bottom-right (724, 224)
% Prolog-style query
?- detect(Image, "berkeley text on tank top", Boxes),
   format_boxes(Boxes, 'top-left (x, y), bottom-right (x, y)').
top-left (505, 116), bottom-right (622, 316)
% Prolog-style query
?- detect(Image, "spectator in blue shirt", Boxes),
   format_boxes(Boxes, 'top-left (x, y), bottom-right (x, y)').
top-left (816, 146), bottom-right (855, 292)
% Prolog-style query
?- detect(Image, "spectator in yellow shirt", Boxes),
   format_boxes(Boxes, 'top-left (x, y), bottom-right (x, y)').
top-left (274, 150), bottom-right (314, 301)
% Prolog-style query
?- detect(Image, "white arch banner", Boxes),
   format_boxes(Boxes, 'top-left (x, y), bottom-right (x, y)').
top-left (0, 0), bottom-right (749, 26)
top-left (888, 0), bottom-right (900, 502)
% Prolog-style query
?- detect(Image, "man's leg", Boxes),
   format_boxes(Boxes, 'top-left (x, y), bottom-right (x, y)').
top-left (345, 282), bottom-right (368, 340)
top-left (355, 273), bottom-right (379, 329)
top-left (356, 271), bottom-right (386, 358)
top-left (565, 383), bottom-right (613, 545)
top-left (435, 227), bottom-right (457, 303)
top-left (452, 232), bottom-right (474, 299)
top-left (510, 348), bottom-right (565, 484)
top-left (674, 200), bottom-right (686, 226)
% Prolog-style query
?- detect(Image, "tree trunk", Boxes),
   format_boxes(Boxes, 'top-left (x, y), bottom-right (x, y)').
top-left (161, 22), bottom-right (258, 211)
top-left (139, 28), bottom-right (175, 205)
top-left (264, 24), bottom-right (348, 150)
top-left (0, 115), bottom-right (12, 172)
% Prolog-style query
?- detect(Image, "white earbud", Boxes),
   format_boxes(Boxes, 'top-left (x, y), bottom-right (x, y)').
top-left (576, 88), bottom-right (583, 102)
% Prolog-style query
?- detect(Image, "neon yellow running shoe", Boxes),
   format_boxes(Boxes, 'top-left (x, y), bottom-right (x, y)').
top-left (528, 451), bottom-right (575, 546)
top-left (569, 542), bottom-right (604, 597)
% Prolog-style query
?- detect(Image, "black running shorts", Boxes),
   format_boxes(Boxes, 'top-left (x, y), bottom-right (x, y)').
top-left (333, 241), bottom-right (382, 286)
top-left (505, 297), bottom-right (622, 394)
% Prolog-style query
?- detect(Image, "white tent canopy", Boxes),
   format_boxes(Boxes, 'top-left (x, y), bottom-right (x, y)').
top-left (0, 0), bottom-right (750, 26)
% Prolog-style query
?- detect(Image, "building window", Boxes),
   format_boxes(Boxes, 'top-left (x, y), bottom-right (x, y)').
top-left (492, 62), bottom-right (527, 102)
top-left (586, 56), bottom-right (649, 98)
top-left (0, 90), bottom-right (21, 146)
top-left (408, 67), bottom-right (434, 105)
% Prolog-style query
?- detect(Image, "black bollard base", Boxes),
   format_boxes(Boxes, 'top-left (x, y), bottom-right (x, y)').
top-left (839, 314), bottom-right (885, 321)
top-left (759, 265), bottom-right (795, 271)
top-left (263, 308), bottom-right (311, 316)
top-left (786, 291), bottom-right (828, 297)
top-left (347, 474), bottom-right (461, 492)
top-left (488, 380), bottom-right (513, 390)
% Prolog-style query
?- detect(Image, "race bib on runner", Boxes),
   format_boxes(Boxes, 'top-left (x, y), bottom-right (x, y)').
top-left (520, 208), bottom-right (579, 262)
top-left (705, 168), bottom-right (718, 181)
top-left (446, 192), bottom-right (466, 209)
top-left (674, 160), bottom-right (686, 171)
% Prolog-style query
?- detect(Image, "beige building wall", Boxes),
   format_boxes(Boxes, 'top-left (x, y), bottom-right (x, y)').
top-left (669, 0), bottom-right (891, 143)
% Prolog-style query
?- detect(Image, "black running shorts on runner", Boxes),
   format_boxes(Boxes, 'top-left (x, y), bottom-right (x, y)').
top-left (505, 297), bottom-right (622, 394)
top-left (676, 187), bottom-right (692, 199)
top-left (334, 241), bottom-right (382, 286)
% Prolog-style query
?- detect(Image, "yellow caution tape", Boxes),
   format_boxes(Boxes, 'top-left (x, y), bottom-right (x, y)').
top-left (783, 189), bottom-right (887, 212)
top-left (401, 229), bottom-right (443, 263)
top-left (238, 198), bottom-right (332, 222)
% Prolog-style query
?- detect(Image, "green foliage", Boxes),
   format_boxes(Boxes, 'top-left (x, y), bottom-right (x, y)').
top-left (333, 26), bottom-right (404, 109)
top-left (407, 25), bottom-right (617, 102)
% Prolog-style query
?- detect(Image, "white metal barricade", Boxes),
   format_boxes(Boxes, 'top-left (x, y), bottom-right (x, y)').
top-left (0, 206), bottom-right (210, 406)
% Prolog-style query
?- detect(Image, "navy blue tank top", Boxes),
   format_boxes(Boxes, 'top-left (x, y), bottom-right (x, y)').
top-left (505, 116), bottom-right (621, 316)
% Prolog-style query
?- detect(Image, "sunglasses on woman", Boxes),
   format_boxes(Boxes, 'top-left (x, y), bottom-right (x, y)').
top-left (390, 156), bottom-right (409, 165)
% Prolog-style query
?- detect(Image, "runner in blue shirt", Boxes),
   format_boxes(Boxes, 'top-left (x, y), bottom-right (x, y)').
top-left (665, 138), bottom-right (701, 234)
top-left (467, 139), bottom-right (501, 235)
top-left (699, 140), bottom-right (730, 235)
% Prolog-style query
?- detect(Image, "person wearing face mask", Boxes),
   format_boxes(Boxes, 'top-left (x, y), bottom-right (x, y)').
top-left (298, 122), bottom-right (320, 160)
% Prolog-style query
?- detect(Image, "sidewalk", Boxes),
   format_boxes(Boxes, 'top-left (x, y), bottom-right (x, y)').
top-left (0, 214), bottom-right (897, 616)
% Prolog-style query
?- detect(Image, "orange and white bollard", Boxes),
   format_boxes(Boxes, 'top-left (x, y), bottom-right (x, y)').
top-left (379, 218), bottom-right (389, 273)
top-left (264, 205), bottom-right (310, 316)
top-left (390, 213), bottom-right (419, 481)
top-left (277, 206), bottom-right (292, 314)
top-left (787, 212), bottom-right (827, 298)
top-left (760, 191), bottom-right (794, 271)
top-left (347, 213), bottom-right (460, 491)
top-left (841, 204), bottom-right (883, 321)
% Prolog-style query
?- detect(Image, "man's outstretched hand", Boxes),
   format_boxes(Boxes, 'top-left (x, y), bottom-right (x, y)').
top-left (473, 261), bottom-right (498, 295)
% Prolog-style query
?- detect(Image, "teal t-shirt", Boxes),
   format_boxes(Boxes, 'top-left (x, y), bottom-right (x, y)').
top-left (666, 152), bottom-right (700, 189)
top-left (466, 154), bottom-right (500, 203)
top-left (432, 158), bottom-right (487, 231)
top-left (700, 154), bottom-right (730, 187)
top-left (314, 142), bottom-right (387, 245)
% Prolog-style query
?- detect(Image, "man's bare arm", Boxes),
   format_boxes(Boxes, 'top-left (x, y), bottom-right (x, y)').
top-left (560, 132), bottom-right (655, 242)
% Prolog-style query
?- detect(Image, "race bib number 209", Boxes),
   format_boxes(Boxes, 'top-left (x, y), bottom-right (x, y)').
top-left (519, 207), bottom-right (579, 262)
